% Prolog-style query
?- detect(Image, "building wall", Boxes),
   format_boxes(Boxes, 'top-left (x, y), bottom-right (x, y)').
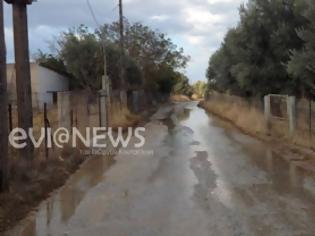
top-left (37, 65), bottom-right (69, 107)
top-left (7, 63), bottom-right (69, 108)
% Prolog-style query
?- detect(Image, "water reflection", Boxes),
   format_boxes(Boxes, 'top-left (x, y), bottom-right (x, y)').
top-left (5, 102), bottom-right (315, 236)
top-left (177, 108), bottom-right (191, 122)
top-left (264, 149), bottom-right (315, 199)
top-left (6, 157), bottom-right (114, 236)
top-left (183, 105), bottom-right (315, 234)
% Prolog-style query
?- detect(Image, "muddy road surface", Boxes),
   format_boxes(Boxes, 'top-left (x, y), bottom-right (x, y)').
top-left (5, 102), bottom-right (315, 236)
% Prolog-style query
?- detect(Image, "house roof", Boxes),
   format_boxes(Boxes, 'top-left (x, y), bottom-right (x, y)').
top-left (7, 62), bottom-right (69, 79)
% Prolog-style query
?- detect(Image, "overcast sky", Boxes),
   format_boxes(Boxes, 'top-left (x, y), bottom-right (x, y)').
top-left (3, 0), bottom-right (246, 83)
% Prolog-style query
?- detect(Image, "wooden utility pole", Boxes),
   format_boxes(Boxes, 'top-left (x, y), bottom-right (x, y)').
top-left (87, 0), bottom-right (111, 126)
top-left (119, 0), bottom-right (125, 65)
top-left (99, 40), bottom-right (111, 127)
top-left (5, 0), bottom-right (34, 161)
top-left (119, 0), bottom-right (127, 108)
top-left (0, 0), bottom-right (9, 192)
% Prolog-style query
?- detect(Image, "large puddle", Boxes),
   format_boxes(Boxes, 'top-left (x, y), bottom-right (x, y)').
top-left (5, 102), bottom-right (315, 236)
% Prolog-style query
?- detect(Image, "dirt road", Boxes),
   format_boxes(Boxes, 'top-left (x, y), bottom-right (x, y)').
top-left (5, 102), bottom-right (315, 236)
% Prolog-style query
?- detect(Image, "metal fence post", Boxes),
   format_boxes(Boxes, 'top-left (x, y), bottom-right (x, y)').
top-left (264, 95), bottom-right (271, 133)
top-left (75, 108), bottom-right (78, 127)
top-left (44, 103), bottom-right (49, 160)
top-left (70, 109), bottom-right (73, 135)
top-left (8, 104), bottom-right (12, 132)
top-left (98, 94), bottom-right (102, 127)
top-left (309, 100), bottom-right (312, 140)
top-left (287, 96), bottom-right (296, 136)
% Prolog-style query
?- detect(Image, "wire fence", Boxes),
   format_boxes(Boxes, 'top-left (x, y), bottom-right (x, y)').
top-left (267, 95), bottom-right (315, 147)
top-left (296, 99), bottom-right (315, 145)
top-left (205, 92), bottom-right (315, 149)
top-left (7, 88), bottom-right (148, 162)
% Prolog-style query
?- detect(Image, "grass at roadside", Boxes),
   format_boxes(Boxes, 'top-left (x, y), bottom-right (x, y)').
top-left (199, 99), bottom-right (315, 173)
top-left (170, 94), bottom-right (191, 102)
top-left (199, 100), bottom-right (266, 137)
top-left (0, 104), bottom-right (154, 233)
top-left (111, 106), bottom-right (142, 130)
top-left (0, 148), bottom-right (85, 232)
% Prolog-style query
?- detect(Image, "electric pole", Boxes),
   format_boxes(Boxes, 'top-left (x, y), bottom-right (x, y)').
top-left (119, 0), bottom-right (127, 108)
top-left (100, 40), bottom-right (111, 127)
top-left (86, 0), bottom-right (111, 126)
top-left (0, 0), bottom-right (9, 192)
top-left (5, 0), bottom-right (34, 162)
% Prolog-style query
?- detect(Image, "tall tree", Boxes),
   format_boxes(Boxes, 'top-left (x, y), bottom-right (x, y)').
top-left (207, 0), bottom-right (308, 97)
top-left (57, 25), bottom-right (103, 91)
top-left (193, 81), bottom-right (207, 97)
top-left (173, 74), bottom-right (193, 96)
top-left (98, 20), bottom-right (189, 95)
top-left (287, 0), bottom-right (315, 98)
top-left (39, 21), bottom-right (189, 97)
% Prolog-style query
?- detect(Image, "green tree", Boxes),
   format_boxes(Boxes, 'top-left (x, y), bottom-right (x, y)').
top-left (35, 50), bottom-right (71, 78)
top-left (37, 21), bottom-right (189, 96)
top-left (207, 0), bottom-right (308, 97)
top-left (173, 74), bottom-right (193, 96)
top-left (98, 20), bottom-right (190, 94)
top-left (104, 42), bottom-right (143, 89)
top-left (287, 0), bottom-right (315, 98)
top-left (57, 25), bottom-right (103, 91)
top-left (193, 81), bottom-right (207, 97)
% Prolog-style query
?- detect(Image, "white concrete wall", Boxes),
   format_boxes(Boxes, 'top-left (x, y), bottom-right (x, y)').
top-left (37, 65), bottom-right (69, 106)
top-left (6, 63), bottom-right (69, 108)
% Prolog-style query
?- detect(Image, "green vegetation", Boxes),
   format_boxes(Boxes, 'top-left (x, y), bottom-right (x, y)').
top-left (172, 78), bottom-right (207, 99)
top-left (206, 0), bottom-right (315, 99)
top-left (287, 0), bottom-right (315, 98)
top-left (192, 81), bottom-right (207, 98)
top-left (173, 74), bottom-right (193, 97)
top-left (36, 21), bottom-right (189, 95)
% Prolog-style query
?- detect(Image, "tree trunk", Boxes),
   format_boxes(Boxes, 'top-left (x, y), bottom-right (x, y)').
top-left (0, 0), bottom-right (9, 192)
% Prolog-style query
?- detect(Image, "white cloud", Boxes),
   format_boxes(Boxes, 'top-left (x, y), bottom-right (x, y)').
top-left (184, 7), bottom-right (224, 26)
top-left (150, 15), bottom-right (170, 21)
top-left (208, 0), bottom-right (237, 3)
top-left (185, 35), bottom-right (205, 45)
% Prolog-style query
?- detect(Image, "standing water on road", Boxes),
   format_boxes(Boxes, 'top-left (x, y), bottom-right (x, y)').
top-left (5, 102), bottom-right (315, 236)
